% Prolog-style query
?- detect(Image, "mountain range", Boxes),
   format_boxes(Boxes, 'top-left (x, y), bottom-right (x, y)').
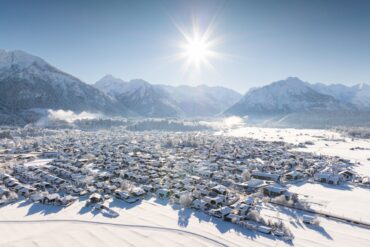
top-left (94, 75), bottom-right (241, 117)
top-left (0, 49), bottom-right (241, 123)
top-left (0, 49), bottom-right (370, 127)
top-left (0, 50), bottom-right (127, 114)
top-left (225, 77), bottom-right (370, 127)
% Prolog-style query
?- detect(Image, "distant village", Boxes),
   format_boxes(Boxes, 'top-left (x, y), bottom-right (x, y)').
top-left (0, 126), bottom-right (369, 240)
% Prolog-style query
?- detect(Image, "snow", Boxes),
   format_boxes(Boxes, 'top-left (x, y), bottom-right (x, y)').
top-left (0, 49), bottom-right (82, 89)
top-left (94, 75), bottom-right (128, 96)
top-left (313, 82), bottom-right (370, 110)
top-left (0, 49), bottom-right (47, 70)
top-left (1, 197), bottom-right (370, 247)
top-left (1, 125), bottom-right (370, 246)
top-left (215, 124), bottom-right (370, 245)
top-left (259, 204), bottom-right (370, 247)
top-left (226, 77), bottom-right (339, 115)
top-left (221, 126), bottom-right (370, 176)
top-left (23, 159), bottom-right (53, 167)
top-left (288, 183), bottom-right (370, 222)
top-left (93, 75), bottom-right (241, 117)
top-left (96, 77), bottom-right (153, 97)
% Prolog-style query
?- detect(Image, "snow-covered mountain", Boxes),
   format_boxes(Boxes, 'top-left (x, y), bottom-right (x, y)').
top-left (2, 48), bottom-right (369, 126)
top-left (225, 77), bottom-right (345, 116)
top-left (311, 82), bottom-right (370, 110)
top-left (94, 77), bottom-right (183, 117)
top-left (160, 84), bottom-right (242, 116)
top-left (94, 76), bottom-right (242, 117)
top-left (93, 74), bottom-right (128, 97)
top-left (0, 49), bottom-right (126, 115)
top-left (114, 79), bottom-right (184, 117)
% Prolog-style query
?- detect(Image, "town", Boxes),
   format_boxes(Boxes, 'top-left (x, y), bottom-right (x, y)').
top-left (1, 126), bottom-right (368, 242)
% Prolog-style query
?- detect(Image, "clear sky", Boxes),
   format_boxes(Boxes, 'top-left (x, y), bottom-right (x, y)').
top-left (1, 0), bottom-right (370, 93)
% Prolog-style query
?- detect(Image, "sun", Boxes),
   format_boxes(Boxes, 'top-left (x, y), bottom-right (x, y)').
top-left (174, 19), bottom-right (223, 72)
top-left (183, 35), bottom-right (210, 67)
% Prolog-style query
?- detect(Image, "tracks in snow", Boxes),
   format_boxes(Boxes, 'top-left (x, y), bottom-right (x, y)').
top-left (0, 219), bottom-right (230, 247)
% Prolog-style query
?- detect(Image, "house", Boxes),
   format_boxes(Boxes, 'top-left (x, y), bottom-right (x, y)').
top-left (17, 186), bottom-right (34, 196)
top-left (204, 195), bottom-right (225, 208)
top-left (192, 199), bottom-right (209, 210)
top-left (273, 229), bottom-right (285, 237)
top-left (142, 184), bottom-right (155, 193)
top-left (44, 193), bottom-right (60, 204)
top-left (285, 170), bottom-right (302, 180)
top-left (97, 172), bottom-right (111, 181)
top-left (235, 179), bottom-right (267, 193)
top-left (60, 195), bottom-right (76, 206)
top-left (362, 177), bottom-right (370, 185)
top-left (115, 191), bottom-right (129, 200)
top-left (115, 191), bottom-right (140, 203)
top-left (42, 151), bottom-right (59, 158)
top-left (244, 197), bottom-right (255, 205)
top-left (251, 171), bottom-right (280, 182)
top-left (157, 188), bottom-right (170, 198)
top-left (315, 172), bottom-right (340, 185)
top-left (88, 193), bottom-right (103, 204)
top-left (302, 214), bottom-right (316, 224)
top-left (103, 184), bottom-right (117, 194)
top-left (225, 213), bottom-right (242, 223)
top-left (258, 225), bottom-right (272, 234)
top-left (131, 187), bottom-right (146, 197)
top-left (263, 184), bottom-right (287, 197)
top-left (339, 170), bottom-right (356, 181)
top-left (211, 184), bottom-right (228, 195)
top-left (237, 203), bottom-right (251, 216)
top-left (30, 193), bottom-right (44, 203)
top-left (209, 206), bottom-right (232, 218)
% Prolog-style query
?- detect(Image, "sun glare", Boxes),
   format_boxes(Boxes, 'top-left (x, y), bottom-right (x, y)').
top-left (184, 35), bottom-right (209, 67)
top-left (174, 19), bottom-right (223, 72)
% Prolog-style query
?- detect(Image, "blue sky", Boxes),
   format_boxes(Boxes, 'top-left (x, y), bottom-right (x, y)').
top-left (1, 0), bottom-right (369, 93)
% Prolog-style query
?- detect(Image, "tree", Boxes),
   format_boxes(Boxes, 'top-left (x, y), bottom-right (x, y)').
top-left (7, 191), bottom-right (18, 201)
top-left (179, 193), bottom-right (193, 208)
top-left (313, 218), bottom-right (320, 226)
top-left (291, 193), bottom-right (299, 203)
top-left (247, 209), bottom-right (261, 222)
top-left (83, 175), bottom-right (94, 186)
top-left (241, 170), bottom-right (251, 181)
top-left (120, 180), bottom-right (132, 191)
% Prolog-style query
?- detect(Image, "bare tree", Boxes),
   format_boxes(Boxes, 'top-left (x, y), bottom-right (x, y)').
top-left (247, 209), bottom-right (261, 222)
top-left (120, 180), bottom-right (132, 191)
top-left (241, 170), bottom-right (251, 181)
top-left (271, 195), bottom-right (292, 206)
top-left (262, 197), bottom-right (270, 203)
top-left (7, 191), bottom-right (18, 202)
top-left (83, 175), bottom-right (94, 186)
top-left (179, 193), bottom-right (193, 208)
top-left (313, 218), bottom-right (320, 226)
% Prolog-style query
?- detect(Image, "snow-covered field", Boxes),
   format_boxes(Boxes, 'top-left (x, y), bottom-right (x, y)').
top-left (288, 183), bottom-right (370, 222)
top-left (1, 197), bottom-right (369, 247)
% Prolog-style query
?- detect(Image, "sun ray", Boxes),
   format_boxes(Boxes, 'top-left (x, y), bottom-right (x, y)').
top-left (172, 17), bottom-right (224, 73)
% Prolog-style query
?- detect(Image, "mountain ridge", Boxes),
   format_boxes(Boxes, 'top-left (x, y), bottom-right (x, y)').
top-left (1, 49), bottom-right (370, 127)
top-left (93, 75), bottom-right (242, 117)
top-left (225, 77), bottom-right (349, 115)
